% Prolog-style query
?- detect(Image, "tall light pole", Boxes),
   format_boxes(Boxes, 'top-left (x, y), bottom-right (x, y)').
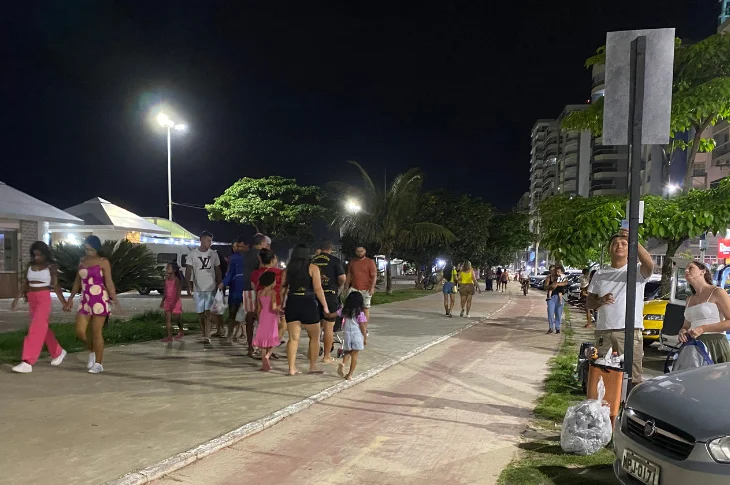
top-left (156, 113), bottom-right (186, 221)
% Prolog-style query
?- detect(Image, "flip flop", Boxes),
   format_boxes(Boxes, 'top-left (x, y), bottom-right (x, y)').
top-left (308, 370), bottom-right (325, 375)
top-left (270, 353), bottom-right (281, 360)
top-left (287, 371), bottom-right (302, 376)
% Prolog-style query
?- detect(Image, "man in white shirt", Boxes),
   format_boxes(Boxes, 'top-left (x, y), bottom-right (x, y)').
top-left (587, 228), bottom-right (654, 383)
top-left (185, 231), bottom-right (221, 344)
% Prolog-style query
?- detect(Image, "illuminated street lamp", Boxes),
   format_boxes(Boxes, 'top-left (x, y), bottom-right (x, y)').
top-left (665, 183), bottom-right (681, 199)
top-left (156, 113), bottom-right (187, 221)
top-left (345, 199), bottom-right (362, 213)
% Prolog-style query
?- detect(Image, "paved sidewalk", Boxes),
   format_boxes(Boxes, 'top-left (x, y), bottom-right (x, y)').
top-left (0, 290), bottom-right (512, 485)
top-left (153, 290), bottom-right (558, 485)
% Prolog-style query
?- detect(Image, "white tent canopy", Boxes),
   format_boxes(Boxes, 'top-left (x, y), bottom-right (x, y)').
top-left (0, 181), bottom-right (82, 223)
top-left (58, 197), bottom-right (169, 235)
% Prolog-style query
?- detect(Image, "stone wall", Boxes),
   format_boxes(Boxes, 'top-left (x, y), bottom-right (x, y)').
top-left (20, 220), bottom-right (39, 268)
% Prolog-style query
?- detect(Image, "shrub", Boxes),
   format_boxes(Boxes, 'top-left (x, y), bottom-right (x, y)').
top-left (52, 239), bottom-right (163, 293)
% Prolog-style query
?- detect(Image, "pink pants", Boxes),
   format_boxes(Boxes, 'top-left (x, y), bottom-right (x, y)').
top-left (22, 291), bottom-right (62, 365)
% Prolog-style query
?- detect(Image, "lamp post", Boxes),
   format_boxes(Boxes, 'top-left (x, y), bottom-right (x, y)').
top-left (340, 199), bottom-right (362, 237)
top-left (156, 113), bottom-right (186, 221)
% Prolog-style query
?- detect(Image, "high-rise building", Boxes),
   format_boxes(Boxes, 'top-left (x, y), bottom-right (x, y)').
top-left (529, 119), bottom-right (553, 212)
top-left (720, 0), bottom-right (730, 25)
top-left (556, 105), bottom-right (592, 197)
top-left (589, 65), bottom-right (630, 196)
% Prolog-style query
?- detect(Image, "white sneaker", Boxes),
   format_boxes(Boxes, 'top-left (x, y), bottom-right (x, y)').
top-left (87, 352), bottom-right (96, 369)
top-left (12, 362), bottom-right (32, 373)
top-left (50, 349), bottom-right (67, 367)
top-left (88, 363), bottom-right (104, 374)
top-left (466, 313), bottom-right (471, 318)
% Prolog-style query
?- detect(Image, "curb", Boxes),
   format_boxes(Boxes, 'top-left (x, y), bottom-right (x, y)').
top-left (106, 295), bottom-right (513, 485)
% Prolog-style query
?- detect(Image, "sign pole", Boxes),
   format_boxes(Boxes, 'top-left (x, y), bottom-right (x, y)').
top-left (624, 35), bottom-right (647, 395)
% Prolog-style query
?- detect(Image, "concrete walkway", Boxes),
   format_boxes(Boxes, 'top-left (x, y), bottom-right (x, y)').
top-left (152, 290), bottom-right (558, 485)
top-left (0, 290), bottom-right (518, 485)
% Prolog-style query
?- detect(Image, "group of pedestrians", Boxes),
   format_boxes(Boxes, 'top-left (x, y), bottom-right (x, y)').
top-left (484, 267), bottom-right (509, 292)
top-left (440, 260), bottom-right (481, 318)
top-left (12, 236), bottom-right (118, 374)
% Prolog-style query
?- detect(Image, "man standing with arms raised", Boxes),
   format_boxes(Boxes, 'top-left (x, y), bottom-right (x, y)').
top-left (587, 228), bottom-right (653, 384)
top-left (345, 245), bottom-right (377, 322)
top-left (185, 231), bottom-right (221, 344)
top-left (241, 233), bottom-right (271, 357)
top-left (312, 239), bottom-right (346, 363)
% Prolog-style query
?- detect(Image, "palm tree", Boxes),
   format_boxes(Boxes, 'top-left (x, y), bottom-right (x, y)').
top-left (335, 161), bottom-right (456, 294)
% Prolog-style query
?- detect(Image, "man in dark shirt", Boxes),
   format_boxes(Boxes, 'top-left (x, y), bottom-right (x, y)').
top-left (311, 238), bottom-right (345, 363)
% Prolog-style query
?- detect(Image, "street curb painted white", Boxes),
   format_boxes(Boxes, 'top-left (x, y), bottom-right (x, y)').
top-left (106, 295), bottom-right (513, 485)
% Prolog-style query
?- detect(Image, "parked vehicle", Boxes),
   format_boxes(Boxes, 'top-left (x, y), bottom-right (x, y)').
top-left (613, 363), bottom-right (730, 485)
top-left (138, 242), bottom-right (232, 294)
top-left (530, 271), bottom-right (551, 288)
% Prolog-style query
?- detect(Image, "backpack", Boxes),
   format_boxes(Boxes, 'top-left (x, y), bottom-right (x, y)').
top-left (664, 338), bottom-right (713, 373)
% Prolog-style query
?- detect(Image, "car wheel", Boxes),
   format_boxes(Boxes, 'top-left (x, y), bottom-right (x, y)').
top-left (138, 288), bottom-right (151, 295)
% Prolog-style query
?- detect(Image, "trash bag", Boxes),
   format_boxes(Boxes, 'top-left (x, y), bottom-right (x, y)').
top-left (211, 289), bottom-right (227, 316)
top-left (560, 376), bottom-right (613, 455)
top-left (665, 338), bottom-right (713, 373)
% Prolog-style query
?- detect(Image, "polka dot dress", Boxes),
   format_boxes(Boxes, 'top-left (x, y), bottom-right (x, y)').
top-left (77, 265), bottom-right (110, 316)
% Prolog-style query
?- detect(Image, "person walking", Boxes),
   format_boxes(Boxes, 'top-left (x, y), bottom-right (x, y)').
top-left (251, 248), bottom-right (285, 358)
top-left (159, 262), bottom-right (185, 342)
top-left (441, 261), bottom-right (457, 317)
top-left (220, 236), bottom-right (247, 343)
top-left (282, 244), bottom-right (330, 375)
top-left (485, 267), bottom-right (493, 292)
top-left (240, 233), bottom-right (270, 357)
top-left (185, 231), bottom-right (221, 345)
top-left (311, 239), bottom-right (346, 363)
top-left (458, 261), bottom-right (480, 318)
top-left (587, 228), bottom-right (653, 384)
top-left (11, 241), bottom-right (69, 374)
top-left (65, 235), bottom-right (120, 374)
top-left (495, 267), bottom-right (503, 292)
top-left (337, 291), bottom-right (368, 380)
top-left (345, 246), bottom-right (377, 322)
top-left (500, 269), bottom-right (509, 291)
top-left (679, 261), bottom-right (730, 363)
top-left (543, 265), bottom-right (569, 334)
top-left (252, 271), bottom-right (281, 371)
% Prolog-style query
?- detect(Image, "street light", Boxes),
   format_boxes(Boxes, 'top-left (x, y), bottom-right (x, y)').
top-left (665, 183), bottom-right (680, 199)
top-left (156, 113), bottom-right (187, 221)
top-left (345, 199), bottom-right (362, 213)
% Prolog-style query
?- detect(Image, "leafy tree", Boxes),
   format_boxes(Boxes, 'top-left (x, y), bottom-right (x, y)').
top-left (53, 239), bottom-right (161, 293)
top-left (537, 178), bottom-right (730, 292)
top-left (335, 162), bottom-right (456, 294)
top-left (206, 176), bottom-right (329, 241)
top-left (407, 191), bottom-right (493, 267)
top-left (482, 211), bottom-right (533, 267)
top-left (563, 34), bottom-right (730, 192)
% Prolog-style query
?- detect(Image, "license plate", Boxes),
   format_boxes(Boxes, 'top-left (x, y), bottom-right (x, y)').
top-left (622, 449), bottom-right (660, 485)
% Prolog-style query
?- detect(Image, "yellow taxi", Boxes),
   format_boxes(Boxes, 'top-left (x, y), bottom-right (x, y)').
top-left (641, 280), bottom-right (665, 344)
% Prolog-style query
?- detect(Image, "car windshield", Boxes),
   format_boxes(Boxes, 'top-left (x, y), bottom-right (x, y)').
top-left (644, 281), bottom-right (661, 300)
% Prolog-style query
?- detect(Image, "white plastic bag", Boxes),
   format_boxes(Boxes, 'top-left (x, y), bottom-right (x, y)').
top-left (211, 289), bottom-right (227, 316)
top-left (235, 305), bottom-right (246, 322)
top-left (560, 377), bottom-right (613, 455)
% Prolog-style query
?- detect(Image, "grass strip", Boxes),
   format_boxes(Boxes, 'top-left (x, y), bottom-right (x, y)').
top-left (1, 287), bottom-right (433, 364)
top-left (498, 313), bottom-right (616, 485)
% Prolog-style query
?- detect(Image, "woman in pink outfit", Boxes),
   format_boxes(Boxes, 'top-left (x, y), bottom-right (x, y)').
top-left (11, 241), bottom-right (68, 374)
top-left (65, 235), bottom-right (119, 374)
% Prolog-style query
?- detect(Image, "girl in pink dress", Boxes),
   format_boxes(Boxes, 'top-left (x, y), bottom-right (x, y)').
top-left (65, 236), bottom-right (119, 374)
top-left (160, 262), bottom-right (185, 342)
top-left (253, 272), bottom-right (281, 371)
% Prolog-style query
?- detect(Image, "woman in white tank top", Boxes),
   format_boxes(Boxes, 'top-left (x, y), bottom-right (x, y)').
top-left (678, 261), bottom-right (730, 363)
top-left (10, 241), bottom-right (69, 373)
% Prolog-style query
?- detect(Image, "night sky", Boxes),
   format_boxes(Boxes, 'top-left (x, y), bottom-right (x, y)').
top-left (2, 1), bottom-right (719, 241)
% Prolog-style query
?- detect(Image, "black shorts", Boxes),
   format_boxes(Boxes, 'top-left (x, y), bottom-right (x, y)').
top-left (285, 296), bottom-right (320, 325)
top-left (319, 293), bottom-right (340, 322)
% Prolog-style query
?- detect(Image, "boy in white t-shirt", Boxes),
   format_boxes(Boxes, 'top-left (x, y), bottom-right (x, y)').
top-left (586, 229), bottom-right (654, 383)
top-left (185, 231), bottom-right (221, 344)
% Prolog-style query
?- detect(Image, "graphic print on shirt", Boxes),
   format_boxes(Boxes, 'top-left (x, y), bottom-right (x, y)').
top-left (198, 256), bottom-right (212, 270)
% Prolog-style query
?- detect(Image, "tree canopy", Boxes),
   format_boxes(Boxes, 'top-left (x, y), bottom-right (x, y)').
top-left (206, 176), bottom-right (329, 241)
top-left (335, 162), bottom-right (456, 293)
top-left (538, 178), bottom-right (730, 291)
top-left (482, 211), bottom-right (533, 267)
top-left (563, 33), bottom-right (730, 191)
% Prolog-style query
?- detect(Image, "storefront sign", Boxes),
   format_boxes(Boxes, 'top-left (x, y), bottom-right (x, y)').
top-left (719, 239), bottom-right (730, 259)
